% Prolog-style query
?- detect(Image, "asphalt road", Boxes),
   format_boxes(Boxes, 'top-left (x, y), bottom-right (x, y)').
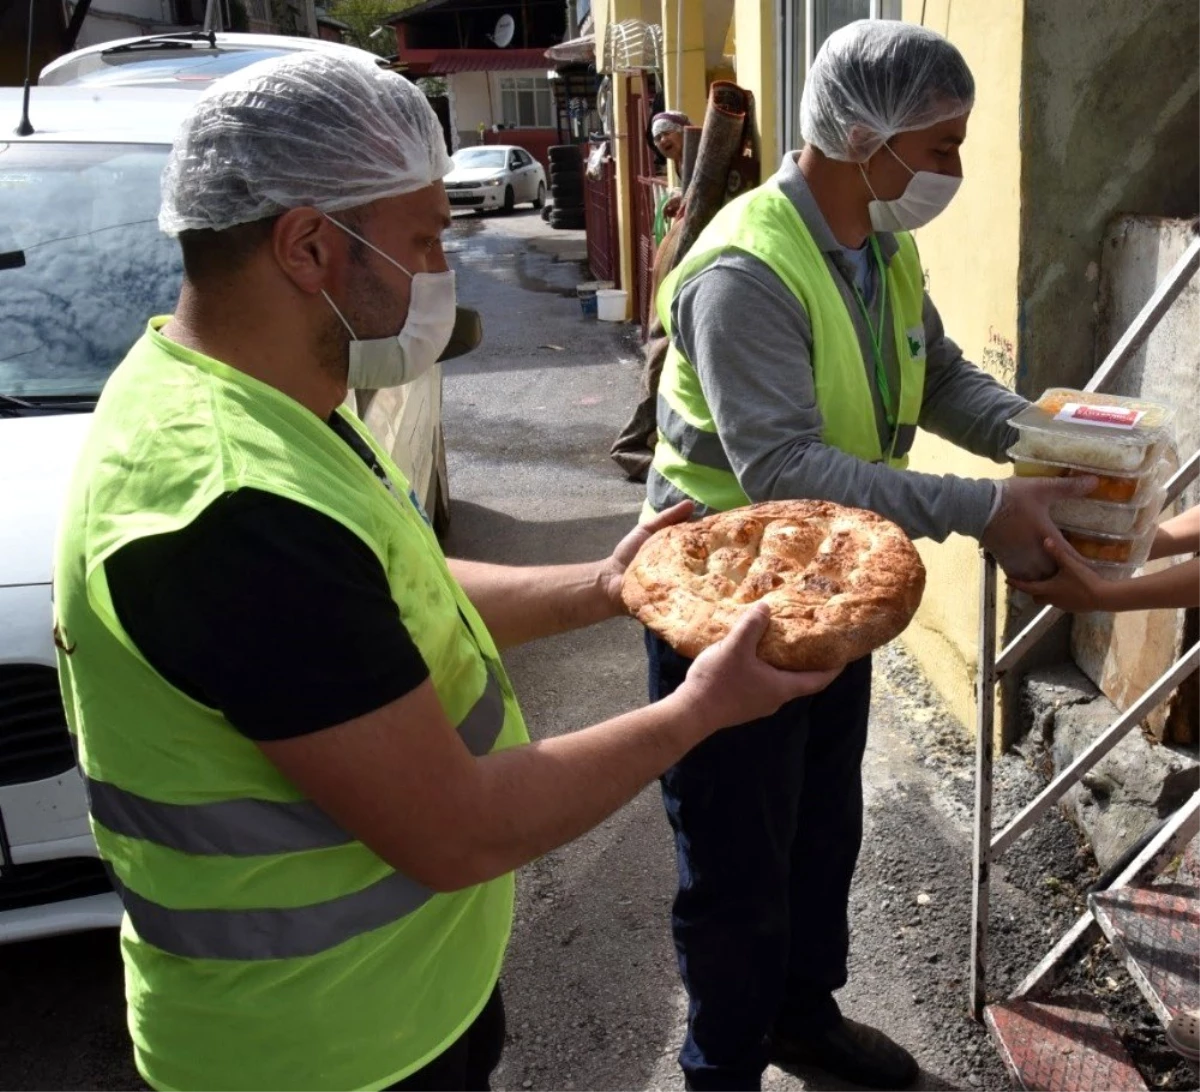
top-left (0, 209), bottom-right (1101, 1092)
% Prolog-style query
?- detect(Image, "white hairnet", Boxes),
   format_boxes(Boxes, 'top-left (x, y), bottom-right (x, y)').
top-left (800, 20), bottom-right (974, 163)
top-left (159, 50), bottom-right (451, 235)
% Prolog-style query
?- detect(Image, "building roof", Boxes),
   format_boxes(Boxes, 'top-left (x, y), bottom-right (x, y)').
top-left (386, 0), bottom-right (560, 23)
top-left (400, 46), bottom-right (551, 75)
top-left (314, 7), bottom-right (352, 31)
top-left (385, 0), bottom-right (455, 22)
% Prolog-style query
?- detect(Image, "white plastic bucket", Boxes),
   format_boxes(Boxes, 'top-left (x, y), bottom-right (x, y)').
top-left (596, 288), bottom-right (628, 322)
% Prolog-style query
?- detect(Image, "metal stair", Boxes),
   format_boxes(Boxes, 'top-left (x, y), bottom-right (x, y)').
top-left (969, 230), bottom-right (1200, 1090)
top-left (1089, 887), bottom-right (1200, 1029)
top-left (985, 997), bottom-right (1148, 1092)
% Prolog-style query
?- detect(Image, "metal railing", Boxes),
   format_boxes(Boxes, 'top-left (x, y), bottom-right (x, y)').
top-left (969, 232), bottom-right (1200, 1019)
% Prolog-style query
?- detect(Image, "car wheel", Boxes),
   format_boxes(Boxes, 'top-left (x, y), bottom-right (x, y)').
top-left (502, 185), bottom-right (515, 214)
top-left (432, 429), bottom-right (451, 539)
top-left (532, 182), bottom-right (546, 209)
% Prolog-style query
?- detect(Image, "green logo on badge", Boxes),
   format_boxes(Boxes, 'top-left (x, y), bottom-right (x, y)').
top-left (908, 334), bottom-right (923, 357)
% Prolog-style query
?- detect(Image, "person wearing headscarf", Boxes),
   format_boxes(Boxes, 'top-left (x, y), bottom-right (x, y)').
top-left (650, 110), bottom-right (691, 244)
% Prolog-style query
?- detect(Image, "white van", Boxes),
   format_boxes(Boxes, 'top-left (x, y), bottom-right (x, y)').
top-left (0, 58), bottom-right (465, 942)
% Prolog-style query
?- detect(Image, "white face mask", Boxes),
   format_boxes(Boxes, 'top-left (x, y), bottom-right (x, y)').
top-left (860, 144), bottom-right (962, 233)
top-left (321, 216), bottom-right (457, 389)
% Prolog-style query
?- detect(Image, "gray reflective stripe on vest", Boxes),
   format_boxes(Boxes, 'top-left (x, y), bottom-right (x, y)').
top-left (85, 673), bottom-right (506, 857)
top-left (646, 468), bottom-right (712, 518)
top-left (107, 865), bottom-right (434, 961)
top-left (88, 779), bottom-right (354, 856)
top-left (657, 393), bottom-right (732, 471)
top-left (458, 671), bottom-right (506, 756)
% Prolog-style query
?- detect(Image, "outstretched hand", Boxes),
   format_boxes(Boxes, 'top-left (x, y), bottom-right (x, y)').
top-left (1009, 536), bottom-right (1109, 612)
top-left (982, 475), bottom-right (1097, 580)
top-left (678, 604), bottom-right (843, 733)
top-left (598, 501), bottom-right (694, 615)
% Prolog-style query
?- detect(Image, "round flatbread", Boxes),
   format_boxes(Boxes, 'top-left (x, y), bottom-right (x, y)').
top-left (622, 500), bottom-right (926, 670)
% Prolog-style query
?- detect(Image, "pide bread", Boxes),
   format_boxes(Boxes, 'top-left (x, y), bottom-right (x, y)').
top-left (622, 501), bottom-right (926, 670)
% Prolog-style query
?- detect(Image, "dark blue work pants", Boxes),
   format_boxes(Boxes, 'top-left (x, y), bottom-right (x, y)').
top-left (647, 632), bottom-right (873, 1091)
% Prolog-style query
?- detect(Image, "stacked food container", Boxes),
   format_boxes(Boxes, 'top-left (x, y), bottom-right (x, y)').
top-left (1008, 389), bottom-right (1177, 577)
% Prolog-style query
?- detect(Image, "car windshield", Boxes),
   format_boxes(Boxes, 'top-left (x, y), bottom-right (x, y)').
top-left (0, 141), bottom-right (180, 399)
top-left (452, 149), bottom-right (507, 169)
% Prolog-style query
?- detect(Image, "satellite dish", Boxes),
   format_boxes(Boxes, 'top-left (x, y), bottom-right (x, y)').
top-left (490, 14), bottom-right (515, 47)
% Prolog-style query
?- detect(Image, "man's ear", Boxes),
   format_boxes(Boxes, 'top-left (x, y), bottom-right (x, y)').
top-left (272, 207), bottom-right (340, 296)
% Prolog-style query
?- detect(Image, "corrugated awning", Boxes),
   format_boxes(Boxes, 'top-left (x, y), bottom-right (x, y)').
top-left (402, 47), bottom-right (552, 74)
top-left (545, 34), bottom-right (594, 64)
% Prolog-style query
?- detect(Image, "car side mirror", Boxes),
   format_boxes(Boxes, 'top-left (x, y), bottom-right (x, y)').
top-left (438, 306), bottom-right (483, 362)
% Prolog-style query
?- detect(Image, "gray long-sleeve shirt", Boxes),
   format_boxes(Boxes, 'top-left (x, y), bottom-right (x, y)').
top-left (663, 153), bottom-right (1028, 542)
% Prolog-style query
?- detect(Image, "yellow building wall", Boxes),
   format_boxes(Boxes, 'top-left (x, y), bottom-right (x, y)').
top-left (732, 0), bottom-right (778, 169)
top-left (594, 0), bottom-right (643, 314)
top-left (662, 0), bottom-right (710, 124)
top-left (897, 0), bottom-right (1024, 734)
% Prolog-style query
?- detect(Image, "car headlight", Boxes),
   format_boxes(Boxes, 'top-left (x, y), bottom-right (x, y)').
top-left (484, 179), bottom-right (503, 187)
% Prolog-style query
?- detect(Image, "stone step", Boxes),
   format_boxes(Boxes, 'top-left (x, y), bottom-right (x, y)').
top-left (1179, 831), bottom-right (1200, 886)
top-left (985, 998), bottom-right (1147, 1091)
top-left (1089, 886), bottom-right (1200, 1027)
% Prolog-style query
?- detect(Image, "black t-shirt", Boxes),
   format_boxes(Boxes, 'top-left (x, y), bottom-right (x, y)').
top-left (105, 415), bottom-right (430, 741)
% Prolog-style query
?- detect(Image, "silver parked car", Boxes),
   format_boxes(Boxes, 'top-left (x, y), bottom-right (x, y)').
top-left (444, 145), bottom-right (546, 214)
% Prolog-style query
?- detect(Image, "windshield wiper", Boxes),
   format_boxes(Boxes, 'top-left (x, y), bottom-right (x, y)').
top-left (101, 31), bottom-right (217, 56)
top-left (0, 393), bottom-right (34, 417)
top-left (0, 392), bottom-right (97, 417)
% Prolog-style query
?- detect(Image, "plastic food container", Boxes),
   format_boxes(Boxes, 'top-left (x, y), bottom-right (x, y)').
top-left (1010, 451), bottom-right (1164, 505)
top-left (1060, 524), bottom-right (1155, 568)
top-left (1088, 559), bottom-right (1142, 580)
top-left (1009, 389), bottom-right (1175, 473)
top-left (1050, 483), bottom-right (1166, 536)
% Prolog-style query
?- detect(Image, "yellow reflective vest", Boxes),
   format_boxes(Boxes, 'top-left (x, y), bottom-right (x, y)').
top-left (646, 180), bottom-right (928, 517)
top-left (54, 320), bottom-right (528, 1091)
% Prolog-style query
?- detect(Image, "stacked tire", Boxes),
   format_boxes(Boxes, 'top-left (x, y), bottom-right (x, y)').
top-left (547, 145), bottom-right (586, 230)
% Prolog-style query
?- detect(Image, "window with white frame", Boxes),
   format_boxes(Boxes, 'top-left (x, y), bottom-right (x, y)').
top-left (498, 76), bottom-right (555, 129)
top-left (778, 0), bottom-right (903, 154)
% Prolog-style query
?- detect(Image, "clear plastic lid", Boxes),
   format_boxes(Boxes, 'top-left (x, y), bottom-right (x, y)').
top-left (1009, 389), bottom-right (1176, 473)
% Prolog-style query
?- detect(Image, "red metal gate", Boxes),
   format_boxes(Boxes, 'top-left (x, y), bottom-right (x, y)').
top-left (584, 147), bottom-right (620, 286)
top-left (625, 78), bottom-right (665, 333)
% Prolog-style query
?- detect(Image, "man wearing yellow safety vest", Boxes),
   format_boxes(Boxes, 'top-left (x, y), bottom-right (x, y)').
top-left (644, 21), bottom-right (1096, 1092)
top-left (52, 53), bottom-right (841, 1092)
